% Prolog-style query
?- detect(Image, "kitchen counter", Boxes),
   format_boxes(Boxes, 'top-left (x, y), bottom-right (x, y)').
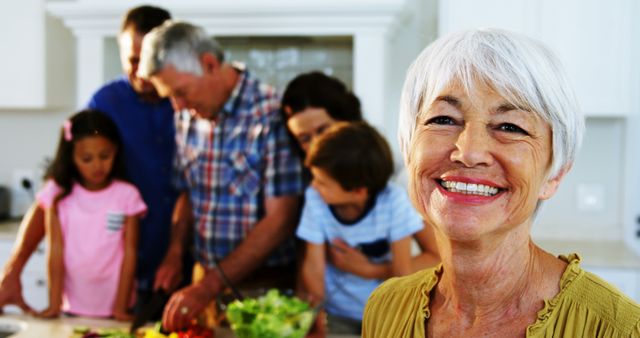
top-left (2, 218), bottom-right (639, 268)
top-left (536, 239), bottom-right (640, 269)
top-left (3, 219), bottom-right (637, 268)
top-left (0, 313), bottom-right (359, 338)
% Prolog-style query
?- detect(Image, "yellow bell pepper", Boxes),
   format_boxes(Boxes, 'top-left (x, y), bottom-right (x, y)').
top-left (143, 328), bottom-right (168, 338)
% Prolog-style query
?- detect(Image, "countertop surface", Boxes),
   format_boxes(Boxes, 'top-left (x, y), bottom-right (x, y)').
top-left (0, 313), bottom-right (359, 338)
top-left (535, 239), bottom-right (640, 269)
top-left (4, 221), bottom-right (639, 268)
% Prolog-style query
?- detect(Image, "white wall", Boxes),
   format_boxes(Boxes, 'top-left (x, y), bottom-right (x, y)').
top-left (384, 0), bottom-right (439, 165)
top-left (0, 2), bottom-right (75, 217)
top-left (0, 0), bottom-right (637, 247)
top-left (533, 118), bottom-right (626, 241)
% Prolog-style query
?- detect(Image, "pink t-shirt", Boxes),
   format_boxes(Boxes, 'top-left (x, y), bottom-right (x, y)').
top-left (36, 179), bottom-right (147, 317)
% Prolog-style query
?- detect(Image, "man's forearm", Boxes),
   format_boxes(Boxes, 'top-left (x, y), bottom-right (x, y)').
top-left (214, 195), bottom-right (300, 285)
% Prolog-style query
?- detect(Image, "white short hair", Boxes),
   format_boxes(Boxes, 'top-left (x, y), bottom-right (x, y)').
top-left (398, 28), bottom-right (584, 178)
top-left (138, 21), bottom-right (224, 78)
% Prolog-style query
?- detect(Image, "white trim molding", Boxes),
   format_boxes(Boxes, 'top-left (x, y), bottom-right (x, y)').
top-left (47, 0), bottom-right (409, 124)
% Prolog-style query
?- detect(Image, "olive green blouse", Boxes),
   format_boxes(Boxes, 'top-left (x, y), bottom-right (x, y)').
top-left (362, 254), bottom-right (640, 337)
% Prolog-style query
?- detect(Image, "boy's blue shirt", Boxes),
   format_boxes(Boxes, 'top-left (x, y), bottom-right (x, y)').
top-left (296, 182), bottom-right (423, 320)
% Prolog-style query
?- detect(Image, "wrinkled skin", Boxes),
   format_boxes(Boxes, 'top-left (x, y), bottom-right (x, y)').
top-left (404, 81), bottom-right (569, 337)
top-left (406, 82), bottom-right (562, 244)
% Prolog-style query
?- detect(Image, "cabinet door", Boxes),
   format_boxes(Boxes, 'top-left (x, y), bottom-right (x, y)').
top-left (0, 1), bottom-right (74, 108)
top-left (585, 266), bottom-right (639, 302)
top-left (438, 0), bottom-right (536, 35)
top-left (0, 240), bottom-right (12, 265)
top-left (438, 0), bottom-right (634, 117)
top-left (21, 271), bottom-right (48, 311)
top-left (538, 0), bottom-right (633, 116)
top-left (0, 239), bottom-right (48, 312)
top-left (0, 1), bottom-right (45, 107)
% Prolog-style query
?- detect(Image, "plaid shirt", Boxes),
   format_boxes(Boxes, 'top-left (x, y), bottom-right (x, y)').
top-left (174, 65), bottom-right (304, 268)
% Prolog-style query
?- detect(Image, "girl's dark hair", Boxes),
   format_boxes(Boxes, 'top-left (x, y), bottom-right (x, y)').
top-left (306, 121), bottom-right (393, 197)
top-left (45, 109), bottom-right (127, 203)
top-left (281, 71), bottom-right (363, 122)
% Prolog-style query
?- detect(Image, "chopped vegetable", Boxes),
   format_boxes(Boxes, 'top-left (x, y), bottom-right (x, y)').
top-left (141, 322), bottom-right (212, 338)
top-left (73, 326), bottom-right (90, 334)
top-left (226, 289), bottom-right (314, 338)
top-left (72, 326), bottom-right (134, 338)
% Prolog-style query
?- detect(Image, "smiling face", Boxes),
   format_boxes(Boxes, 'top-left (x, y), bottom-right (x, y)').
top-left (73, 135), bottom-right (118, 191)
top-left (119, 29), bottom-right (159, 100)
top-left (407, 82), bottom-right (565, 242)
top-left (286, 107), bottom-right (337, 153)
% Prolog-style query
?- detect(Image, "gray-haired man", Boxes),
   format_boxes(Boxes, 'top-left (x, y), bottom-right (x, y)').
top-left (138, 21), bottom-right (304, 331)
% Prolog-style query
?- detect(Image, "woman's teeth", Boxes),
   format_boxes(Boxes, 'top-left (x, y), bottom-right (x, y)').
top-left (440, 180), bottom-right (500, 196)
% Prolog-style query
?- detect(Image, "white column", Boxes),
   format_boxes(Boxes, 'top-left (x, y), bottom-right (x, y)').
top-left (353, 31), bottom-right (387, 130)
top-left (75, 34), bottom-right (105, 108)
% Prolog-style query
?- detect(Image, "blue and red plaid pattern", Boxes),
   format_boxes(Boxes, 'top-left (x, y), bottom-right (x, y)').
top-left (173, 67), bottom-right (304, 268)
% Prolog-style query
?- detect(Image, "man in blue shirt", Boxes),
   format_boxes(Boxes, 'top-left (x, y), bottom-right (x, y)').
top-left (0, 5), bottom-right (188, 317)
top-left (87, 5), bottom-right (192, 313)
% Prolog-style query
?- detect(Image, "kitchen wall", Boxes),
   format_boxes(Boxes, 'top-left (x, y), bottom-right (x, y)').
top-left (533, 118), bottom-right (626, 241)
top-left (105, 36), bottom-right (354, 95)
top-left (0, 1), bottom-right (75, 216)
top-left (0, 0), bottom-right (637, 247)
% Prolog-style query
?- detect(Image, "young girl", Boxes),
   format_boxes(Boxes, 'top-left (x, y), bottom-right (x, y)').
top-left (36, 109), bottom-right (146, 321)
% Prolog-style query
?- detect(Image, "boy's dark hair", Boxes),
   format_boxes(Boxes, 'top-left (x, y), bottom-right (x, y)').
top-left (45, 109), bottom-right (127, 203)
top-left (306, 121), bottom-right (393, 196)
top-left (120, 5), bottom-right (171, 34)
top-left (281, 71), bottom-right (363, 122)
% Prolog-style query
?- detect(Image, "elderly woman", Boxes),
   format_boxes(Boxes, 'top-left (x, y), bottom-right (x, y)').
top-left (362, 28), bottom-right (640, 337)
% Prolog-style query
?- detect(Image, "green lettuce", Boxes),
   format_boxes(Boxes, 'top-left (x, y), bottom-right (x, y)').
top-left (226, 289), bottom-right (314, 338)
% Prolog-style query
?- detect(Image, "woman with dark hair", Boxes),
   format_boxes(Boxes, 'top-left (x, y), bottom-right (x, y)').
top-left (282, 71), bottom-right (439, 297)
top-left (282, 71), bottom-right (363, 154)
top-left (36, 110), bottom-right (146, 321)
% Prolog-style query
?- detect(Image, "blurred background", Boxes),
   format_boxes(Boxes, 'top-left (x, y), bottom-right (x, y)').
top-left (0, 0), bottom-right (639, 305)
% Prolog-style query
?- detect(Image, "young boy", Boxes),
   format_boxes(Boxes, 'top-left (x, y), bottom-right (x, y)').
top-left (296, 121), bottom-right (424, 334)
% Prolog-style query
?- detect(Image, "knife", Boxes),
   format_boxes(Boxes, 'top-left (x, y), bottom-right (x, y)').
top-left (129, 289), bottom-right (170, 334)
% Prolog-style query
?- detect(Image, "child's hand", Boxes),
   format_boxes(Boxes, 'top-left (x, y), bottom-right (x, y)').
top-left (328, 239), bottom-right (370, 275)
top-left (113, 308), bottom-right (134, 322)
top-left (36, 306), bottom-right (61, 319)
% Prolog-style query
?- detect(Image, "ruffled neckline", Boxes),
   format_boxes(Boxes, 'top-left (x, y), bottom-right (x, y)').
top-left (526, 253), bottom-right (583, 334)
top-left (420, 253), bottom-right (582, 329)
top-left (421, 264), bottom-right (443, 319)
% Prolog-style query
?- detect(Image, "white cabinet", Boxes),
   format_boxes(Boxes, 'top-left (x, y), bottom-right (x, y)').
top-left (585, 266), bottom-right (640, 303)
top-left (0, 239), bottom-right (48, 312)
top-left (0, 1), bottom-right (74, 109)
top-left (438, 0), bottom-right (635, 117)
